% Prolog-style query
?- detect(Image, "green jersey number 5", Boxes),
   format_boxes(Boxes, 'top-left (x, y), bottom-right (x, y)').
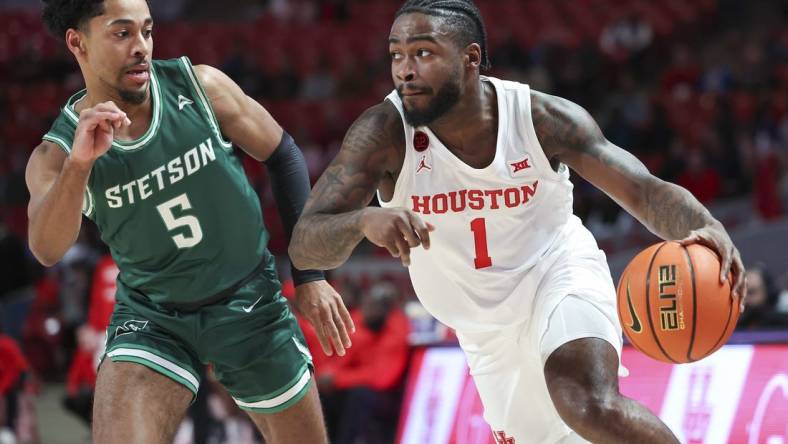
top-left (156, 193), bottom-right (204, 248)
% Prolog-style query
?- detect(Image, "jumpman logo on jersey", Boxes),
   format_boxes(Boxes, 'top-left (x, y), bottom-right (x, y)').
top-left (416, 155), bottom-right (432, 174)
top-left (494, 431), bottom-right (515, 444)
top-left (177, 94), bottom-right (194, 111)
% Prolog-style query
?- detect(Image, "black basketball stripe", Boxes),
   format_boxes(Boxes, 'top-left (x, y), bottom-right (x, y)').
top-left (644, 242), bottom-right (678, 363)
top-left (683, 246), bottom-right (698, 362)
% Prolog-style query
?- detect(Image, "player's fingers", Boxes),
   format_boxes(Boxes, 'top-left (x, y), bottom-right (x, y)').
top-left (336, 295), bottom-right (356, 335)
top-left (393, 235), bottom-right (411, 266)
top-left (382, 241), bottom-right (399, 258)
top-left (719, 246), bottom-right (734, 284)
top-left (323, 314), bottom-right (345, 357)
top-left (682, 231), bottom-right (720, 254)
top-left (407, 212), bottom-right (431, 250)
top-left (331, 303), bottom-right (351, 349)
top-left (679, 230), bottom-right (700, 246)
top-left (686, 231), bottom-right (728, 271)
top-left (731, 252), bottom-right (746, 300)
top-left (312, 319), bottom-right (333, 357)
top-left (90, 103), bottom-right (126, 120)
top-left (83, 111), bottom-right (125, 124)
top-left (97, 119), bottom-right (114, 134)
top-left (95, 101), bottom-right (123, 113)
top-left (396, 218), bottom-right (421, 248)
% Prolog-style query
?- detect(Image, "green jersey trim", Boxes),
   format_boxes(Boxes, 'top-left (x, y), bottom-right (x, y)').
top-left (82, 187), bottom-right (95, 219)
top-left (41, 137), bottom-right (95, 219)
top-left (232, 363), bottom-right (310, 411)
top-left (61, 70), bottom-right (163, 152)
top-left (42, 134), bottom-right (71, 153)
top-left (106, 347), bottom-right (200, 393)
top-left (177, 56), bottom-right (234, 151)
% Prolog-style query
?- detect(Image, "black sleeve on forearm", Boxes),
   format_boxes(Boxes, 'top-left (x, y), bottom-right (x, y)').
top-left (263, 131), bottom-right (325, 286)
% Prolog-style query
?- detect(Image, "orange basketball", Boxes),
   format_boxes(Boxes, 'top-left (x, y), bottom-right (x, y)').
top-left (616, 241), bottom-right (740, 363)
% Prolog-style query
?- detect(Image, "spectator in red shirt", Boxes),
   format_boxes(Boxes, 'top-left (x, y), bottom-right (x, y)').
top-left (677, 150), bottom-right (722, 204)
top-left (317, 282), bottom-right (410, 444)
top-left (0, 332), bottom-right (30, 434)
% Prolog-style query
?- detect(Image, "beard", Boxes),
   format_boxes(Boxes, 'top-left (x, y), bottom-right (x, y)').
top-left (119, 87), bottom-right (148, 105)
top-left (399, 78), bottom-right (461, 127)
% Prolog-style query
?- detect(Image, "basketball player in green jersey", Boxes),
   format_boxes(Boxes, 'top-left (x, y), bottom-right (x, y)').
top-left (25, 1), bottom-right (354, 442)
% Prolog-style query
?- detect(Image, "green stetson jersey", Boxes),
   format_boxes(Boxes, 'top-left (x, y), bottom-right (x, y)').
top-left (43, 57), bottom-right (269, 305)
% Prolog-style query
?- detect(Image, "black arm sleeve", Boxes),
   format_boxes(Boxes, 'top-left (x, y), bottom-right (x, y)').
top-left (264, 131), bottom-right (325, 286)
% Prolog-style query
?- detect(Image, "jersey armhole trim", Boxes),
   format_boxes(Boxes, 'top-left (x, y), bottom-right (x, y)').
top-left (177, 56), bottom-right (234, 151)
top-left (521, 86), bottom-right (568, 182)
top-left (377, 97), bottom-right (410, 207)
top-left (43, 132), bottom-right (94, 218)
top-left (42, 134), bottom-right (71, 153)
top-left (82, 187), bottom-right (95, 219)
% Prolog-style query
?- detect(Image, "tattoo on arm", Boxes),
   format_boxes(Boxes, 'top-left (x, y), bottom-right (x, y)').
top-left (531, 91), bottom-right (716, 240)
top-left (289, 103), bottom-right (403, 269)
top-left (643, 181), bottom-right (716, 240)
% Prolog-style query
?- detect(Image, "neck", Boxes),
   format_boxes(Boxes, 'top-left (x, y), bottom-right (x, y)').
top-left (429, 78), bottom-right (494, 150)
top-left (78, 74), bottom-right (151, 122)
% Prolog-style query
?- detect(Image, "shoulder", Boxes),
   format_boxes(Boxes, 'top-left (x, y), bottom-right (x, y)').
top-left (529, 89), bottom-right (604, 158)
top-left (192, 64), bottom-right (232, 95)
top-left (330, 99), bottom-right (405, 176)
top-left (345, 100), bottom-right (404, 153)
top-left (530, 89), bottom-right (581, 126)
top-left (191, 64), bottom-right (251, 121)
top-left (26, 140), bottom-right (67, 182)
top-left (30, 140), bottom-right (67, 163)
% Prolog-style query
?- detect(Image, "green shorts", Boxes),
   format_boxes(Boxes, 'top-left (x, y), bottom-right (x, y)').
top-left (103, 263), bottom-right (313, 413)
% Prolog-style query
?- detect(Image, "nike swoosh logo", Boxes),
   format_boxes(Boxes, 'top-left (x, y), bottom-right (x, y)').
top-left (242, 295), bottom-right (264, 313)
top-left (626, 281), bottom-right (643, 333)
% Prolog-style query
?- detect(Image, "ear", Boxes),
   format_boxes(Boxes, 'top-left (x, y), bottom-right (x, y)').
top-left (65, 28), bottom-right (87, 58)
top-left (465, 43), bottom-right (482, 69)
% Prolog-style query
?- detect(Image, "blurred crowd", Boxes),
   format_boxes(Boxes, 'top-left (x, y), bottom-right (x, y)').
top-left (1, 0), bottom-right (787, 443)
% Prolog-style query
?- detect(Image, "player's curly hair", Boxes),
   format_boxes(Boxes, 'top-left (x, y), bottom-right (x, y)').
top-left (41, 0), bottom-right (106, 37)
top-left (396, 0), bottom-right (491, 70)
top-left (41, 0), bottom-right (150, 37)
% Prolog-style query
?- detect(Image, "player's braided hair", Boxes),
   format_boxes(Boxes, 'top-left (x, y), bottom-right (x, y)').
top-left (396, 0), bottom-right (491, 70)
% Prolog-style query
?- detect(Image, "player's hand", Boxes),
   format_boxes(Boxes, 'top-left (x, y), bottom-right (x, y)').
top-left (71, 101), bottom-right (131, 168)
top-left (680, 223), bottom-right (745, 310)
top-left (359, 207), bottom-right (435, 267)
top-left (293, 280), bottom-right (355, 357)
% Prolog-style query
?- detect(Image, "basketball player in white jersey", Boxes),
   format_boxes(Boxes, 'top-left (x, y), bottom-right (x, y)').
top-left (290, 1), bottom-right (745, 442)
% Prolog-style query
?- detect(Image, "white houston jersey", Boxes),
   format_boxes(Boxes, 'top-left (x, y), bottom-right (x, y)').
top-left (378, 77), bottom-right (577, 333)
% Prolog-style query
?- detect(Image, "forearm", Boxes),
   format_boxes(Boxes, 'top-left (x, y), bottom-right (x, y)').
top-left (290, 209), bottom-right (367, 270)
top-left (264, 132), bottom-right (325, 283)
top-left (28, 159), bottom-right (90, 266)
top-left (642, 178), bottom-right (720, 240)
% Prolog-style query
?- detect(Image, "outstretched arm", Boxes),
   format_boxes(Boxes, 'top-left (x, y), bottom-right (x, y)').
top-left (532, 91), bottom-right (745, 300)
top-left (195, 64), bottom-right (354, 356)
top-left (290, 101), bottom-right (432, 270)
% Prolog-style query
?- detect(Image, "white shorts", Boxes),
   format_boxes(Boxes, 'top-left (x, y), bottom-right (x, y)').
top-left (457, 282), bottom-right (623, 443)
